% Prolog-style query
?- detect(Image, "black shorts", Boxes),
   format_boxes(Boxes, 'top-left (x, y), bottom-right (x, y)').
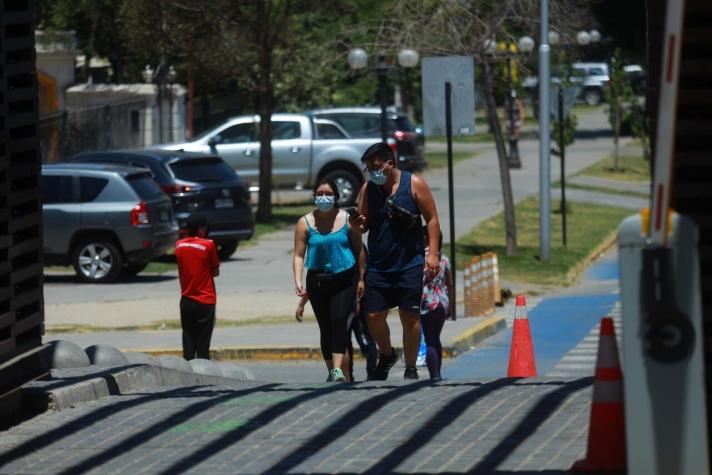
top-left (363, 265), bottom-right (423, 314)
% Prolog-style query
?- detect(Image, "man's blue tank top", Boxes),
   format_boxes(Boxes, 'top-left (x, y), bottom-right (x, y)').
top-left (304, 212), bottom-right (356, 274)
top-left (366, 171), bottom-right (424, 272)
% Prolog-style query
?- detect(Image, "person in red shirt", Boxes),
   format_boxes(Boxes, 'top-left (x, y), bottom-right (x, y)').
top-left (175, 213), bottom-right (220, 360)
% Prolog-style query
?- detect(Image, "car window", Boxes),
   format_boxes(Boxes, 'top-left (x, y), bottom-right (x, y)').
top-left (169, 157), bottom-right (237, 183)
top-left (127, 174), bottom-right (165, 200)
top-left (79, 177), bottom-right (109, 202)
top-left (42, 175), bottom-right (74, 204)
top-left (218, 122), bottom-right (257, 144)
top-left (588, 67), bottom-right (604, 76)
top-left (317, 114), bottom-right (381, 138)
top-left (272, 121), bottom-right (301, 140)
top-left (394, 116), bottom-right (415, 132)
top-left (316, 122), bottom-right (347, 140)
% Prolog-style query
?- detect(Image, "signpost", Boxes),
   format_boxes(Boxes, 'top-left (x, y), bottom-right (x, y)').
top-left (422, 56), bottom-right (475, 319)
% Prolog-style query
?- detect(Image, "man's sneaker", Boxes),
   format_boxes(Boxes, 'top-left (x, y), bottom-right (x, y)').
top-left (404, 366), bottom-right (419, 380)
top-left (373, 349), bottom-right (400, 381)
top-left (329, 368), bottom-right (346, 383)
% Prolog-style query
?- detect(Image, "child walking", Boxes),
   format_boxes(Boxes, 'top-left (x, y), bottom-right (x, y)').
top-left (420, 229), bottom-right (454, 380)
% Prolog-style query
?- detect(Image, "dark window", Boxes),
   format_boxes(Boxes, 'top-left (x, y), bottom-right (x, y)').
top-left (394, 116), bottom-right (415, 132)
top-left (588, 67), bottom-right (604, 76)
top-left (218, 123), bottom-right (256, 144)
top-left (169, 157), bottom-right (237, 183)
top-left (316, 114), bottom-right (408, 138)
top-left (127, 174), bottom-right (164, 200)
top-left (272, 121), bottom-right (301, 140)
top-left (130, 110), bottom-right (140, 133)
top-left (79, 177), bottom-right (109, 202)
top-left (42, 175), bottom-right (74, 204)
top-left (316, 122), bottom-right (347, 140)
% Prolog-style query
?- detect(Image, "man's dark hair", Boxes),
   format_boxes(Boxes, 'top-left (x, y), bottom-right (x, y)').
top-left (186, 213), bottom-right (208, 237)
top-left (361, 142), bottom-right (395, 163)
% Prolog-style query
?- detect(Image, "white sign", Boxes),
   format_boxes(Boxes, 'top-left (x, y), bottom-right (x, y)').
top-left (421, 56), bottom-right (476, 136)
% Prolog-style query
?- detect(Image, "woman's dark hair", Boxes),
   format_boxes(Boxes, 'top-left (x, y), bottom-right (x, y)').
top-left (313, 179), bottom-right (340, 207)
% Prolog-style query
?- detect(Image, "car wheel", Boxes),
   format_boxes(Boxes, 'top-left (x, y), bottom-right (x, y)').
top-left (217, 240), bottom-right (239, 261)
top-left (584, 88), bottom-right (603, 106)
top-left (72, 239), bottom-right (123, 283)
top-left (322, 169), bottom-right (361, 207)
top-left (122, 262), bottom-right (149, 277)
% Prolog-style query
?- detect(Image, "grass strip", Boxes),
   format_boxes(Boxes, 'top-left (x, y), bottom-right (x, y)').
top-left (578, 153), bottom-right (651, 182)
top-left (453, 196), bottom-right (632, 286)
top-left (554, 182), bottom-right (650, 199)
top-left (425, 150), bottom-right (480, 169)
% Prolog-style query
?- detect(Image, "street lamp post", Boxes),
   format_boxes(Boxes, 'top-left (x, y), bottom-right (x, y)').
top-left (348, 48), bottom-right (420, 144)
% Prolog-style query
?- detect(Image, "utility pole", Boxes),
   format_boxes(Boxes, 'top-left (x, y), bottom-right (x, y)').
top-left (538, 0), bottom-right (551, 261)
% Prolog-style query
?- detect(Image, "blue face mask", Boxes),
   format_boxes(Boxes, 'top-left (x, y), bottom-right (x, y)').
top-left (367, 163), bottom-right (389, 185)
top-left (314, 195), bottom-right (335, 211)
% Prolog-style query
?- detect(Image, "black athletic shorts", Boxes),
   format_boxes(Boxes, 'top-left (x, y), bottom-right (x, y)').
top-left (363, 265), bottom-right (423, 314)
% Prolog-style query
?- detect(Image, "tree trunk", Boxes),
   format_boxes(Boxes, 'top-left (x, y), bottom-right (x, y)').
top-left (483, 60), bottom-right (517, 257)
top-left (613, 111), bottom-right (620, 171)
top-left (255, 6), bottom-right (274, 224)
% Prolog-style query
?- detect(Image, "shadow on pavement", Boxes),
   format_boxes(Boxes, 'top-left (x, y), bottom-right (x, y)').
top-left (0, 385), bottom-right (259, 470)
top-left (469, 377), bottom-right (592, 474)
top-left (43, 274), bottom-right (177, 284)
top-left (55, 383), bottom-right (282, 475)
top-left (155, 382), bottom-right (356, 475)
top-left (364, 378), bottom-right (513, 474)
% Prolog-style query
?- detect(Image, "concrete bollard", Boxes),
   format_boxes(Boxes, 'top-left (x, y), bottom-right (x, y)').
top-left (85, 345), bottom-right (129, 367)
top-left (41, 340), bottom-right (91, 369)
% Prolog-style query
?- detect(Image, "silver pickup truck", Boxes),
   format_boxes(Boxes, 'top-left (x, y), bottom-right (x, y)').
top-left (160, 108), bottom-right (426, 206)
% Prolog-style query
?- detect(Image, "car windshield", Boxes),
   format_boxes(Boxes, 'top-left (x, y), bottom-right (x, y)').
top-left (169, 157), bottom-right (237, 183)
top-left (127, 174), bottom-right (164, 200)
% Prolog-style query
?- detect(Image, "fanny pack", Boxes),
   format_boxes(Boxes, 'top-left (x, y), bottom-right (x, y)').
top-left (312, 272), bottom-right (337, 291)
top-left (385, 197), bottom-right (420, 229)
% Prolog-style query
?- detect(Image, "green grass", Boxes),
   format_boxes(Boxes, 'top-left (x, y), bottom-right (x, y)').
top-left (553, 181), bottom-right (650, 199)
top-left (453, 196), bottom-right (632, 286)
top-left (579, 153), bottom-right (651, 182)
top-left (425, 150), bottom-right (480, 169)
top-left (426, 132), bottom-right (494, 144)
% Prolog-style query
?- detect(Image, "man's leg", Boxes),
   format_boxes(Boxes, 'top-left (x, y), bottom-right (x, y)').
top-left (195, 304), bottom-right (216, 359)
top-left (180, 297), bottom-right (196, 360)
top-left (367, 310), bottom-right (392, 355)
top-left (399, 308), bottom-right (421, 368)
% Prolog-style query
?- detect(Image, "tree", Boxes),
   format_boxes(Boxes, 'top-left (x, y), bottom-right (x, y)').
top-left (604, 49), bottom-right (635, 171)
top-left (376, 0), bottom-right (590, 257)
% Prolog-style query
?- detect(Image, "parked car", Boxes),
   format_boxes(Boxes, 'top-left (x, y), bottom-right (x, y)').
top-left (42, 163), bottom-right (179, 283)
top-left (523, 62), bottom-right (610, 106)
top-left (71, 150), bottom-right (254, 260)
top-left (160, 108), bottom-right (426, 206)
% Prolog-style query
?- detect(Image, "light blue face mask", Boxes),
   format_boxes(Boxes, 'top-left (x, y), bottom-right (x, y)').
top-left (367, 163), bottom-right (389, 185)
top-left (314, 195), bottom-right (335, 211)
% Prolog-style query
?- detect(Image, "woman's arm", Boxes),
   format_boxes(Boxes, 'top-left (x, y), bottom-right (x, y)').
top-left (293, 216), bottom-right (309, 297)
top-left (354, 182), bottom-right (369, 233)
top-left (349, 217), bottom-right (366, 301)
top-left (445, 260), bottom-right (455, 318)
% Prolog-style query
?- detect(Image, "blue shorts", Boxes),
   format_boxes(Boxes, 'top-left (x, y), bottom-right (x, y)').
top-left (363, 265), bottom-right (423, 314)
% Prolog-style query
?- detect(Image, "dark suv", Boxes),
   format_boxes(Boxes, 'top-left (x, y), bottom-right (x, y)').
top-left (310, 107), bottom-right (426, 171)
top-left (71, 150), bottom-right (254, 259)
top-left (42, 163), bottom-right (178, 283)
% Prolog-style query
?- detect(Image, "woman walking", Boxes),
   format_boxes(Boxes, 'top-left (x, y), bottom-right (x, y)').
top-left (420, 229), bottom-right (453, 380)
top-left (293, 180), bottom-right (365, 382)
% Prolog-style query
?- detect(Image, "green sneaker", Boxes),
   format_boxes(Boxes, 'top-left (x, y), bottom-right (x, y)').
top-left (326, 371), bottom-right (334, 382)
top-left (329, 368), bottom-right (346, 382)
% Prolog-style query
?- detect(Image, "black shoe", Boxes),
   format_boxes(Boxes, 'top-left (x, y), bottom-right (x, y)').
top-left (404, 366), bottom-right (419, 380)
top-left (373, 349), bottom-right (400, 381)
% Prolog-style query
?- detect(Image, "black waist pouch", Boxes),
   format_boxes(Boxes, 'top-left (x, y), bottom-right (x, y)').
top-left (308, 267), bottom-right (355, 293)
top-left (385, 197), bottom-right (420, 230)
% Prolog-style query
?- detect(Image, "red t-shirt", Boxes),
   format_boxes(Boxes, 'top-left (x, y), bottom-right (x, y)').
top-left (176, 237), bottom-right (220, 305)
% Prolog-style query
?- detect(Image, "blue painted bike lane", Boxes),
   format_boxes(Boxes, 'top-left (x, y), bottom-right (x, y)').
top-left (444, 257), bottom-right (620, 379)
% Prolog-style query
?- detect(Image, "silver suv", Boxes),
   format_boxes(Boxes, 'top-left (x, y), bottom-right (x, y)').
top-left (42, 163), bottom-right (179, 283)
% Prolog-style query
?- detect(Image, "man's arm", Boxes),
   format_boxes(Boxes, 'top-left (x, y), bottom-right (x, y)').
top-left (210, 242), bottom-right (220, 277)
top-left (412, 174), bottom-right (441, 278)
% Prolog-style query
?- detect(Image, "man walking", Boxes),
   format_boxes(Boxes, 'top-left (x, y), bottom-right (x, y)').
top-left (176, 213), bottom-right (220, 360)
top-left (355, 142), bottom-right (441, 380)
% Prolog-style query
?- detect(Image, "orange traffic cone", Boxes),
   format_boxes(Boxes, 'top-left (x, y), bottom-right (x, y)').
top-left (507, 295), bottom-right (537, 377)
top-left (572, 317), bottom-right (626, 472)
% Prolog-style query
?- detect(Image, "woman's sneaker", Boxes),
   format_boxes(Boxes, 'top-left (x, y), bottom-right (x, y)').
top-left (329, 368), bottom-right (346, 382)
top-left (373, 349), bottom-right (400, 380)
top-left (404, 366), bottom-right (419, 380)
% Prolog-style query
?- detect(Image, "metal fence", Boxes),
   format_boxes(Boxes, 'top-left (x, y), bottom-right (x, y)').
top-left (39, 99), bottom-right (146, 163)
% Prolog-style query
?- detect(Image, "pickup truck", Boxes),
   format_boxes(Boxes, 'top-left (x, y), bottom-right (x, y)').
top-left (160, 108), bottom-right (426, 206)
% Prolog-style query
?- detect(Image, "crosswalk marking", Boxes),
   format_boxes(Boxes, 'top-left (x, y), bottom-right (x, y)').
top-left (546, 301), bottom-right (622, 378)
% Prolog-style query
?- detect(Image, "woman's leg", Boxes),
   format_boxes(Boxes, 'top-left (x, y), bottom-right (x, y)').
top-left (329, 271), bottom-right (357, 376)
top-left (422, 306), bottom-right (446, 379)
top-left (306, 276), bottom-right (334, 373)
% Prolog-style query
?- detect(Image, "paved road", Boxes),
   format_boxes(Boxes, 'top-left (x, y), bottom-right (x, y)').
top-left (0, 378), bottom-right (593, 474)
top-left (43, 108), bottom-right (626, 329)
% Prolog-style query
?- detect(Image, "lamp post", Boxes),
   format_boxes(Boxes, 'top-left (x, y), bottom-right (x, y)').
top-left (348, 48), bottom-right (420, 143)
top-left (166, 65), bottom-right (177, 142)
top-left (504, 36), bottom-right (536, 169)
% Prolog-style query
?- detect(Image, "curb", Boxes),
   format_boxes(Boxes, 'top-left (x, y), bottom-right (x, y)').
top-left (126, 316), bottom-right (507, 361)
top-left (22, 364), bottom-right (249, 413)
